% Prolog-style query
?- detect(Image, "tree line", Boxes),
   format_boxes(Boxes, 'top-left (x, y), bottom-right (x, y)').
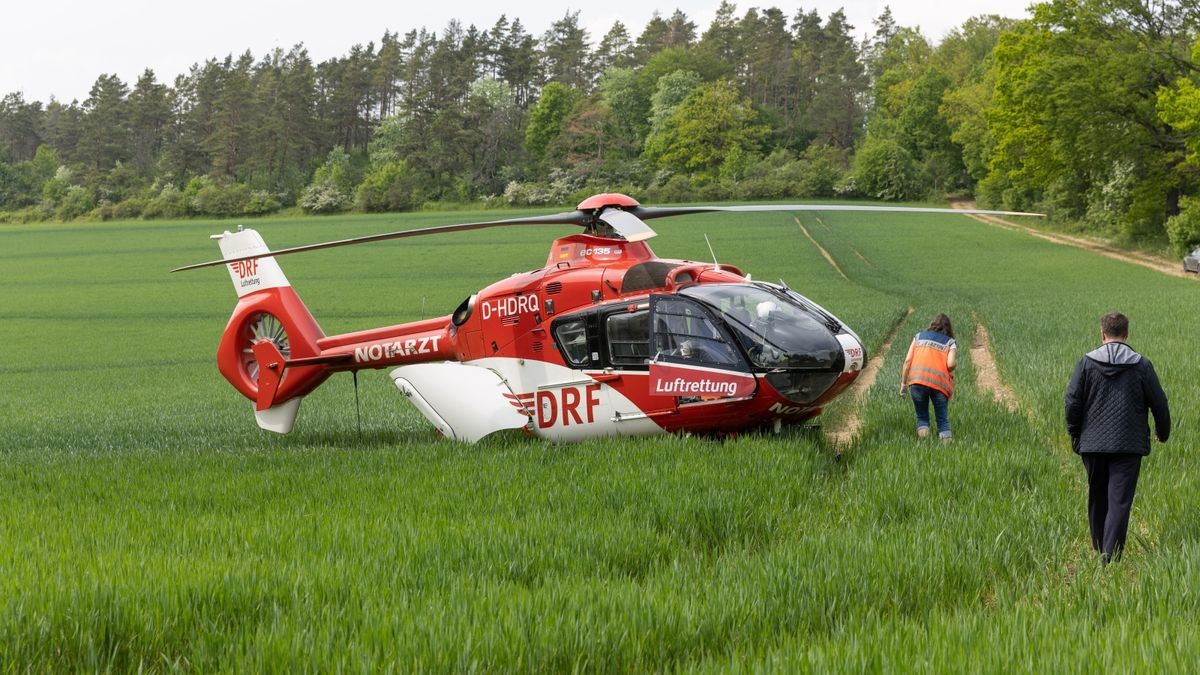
top-left (3, 1), bottom-right (1200, 253)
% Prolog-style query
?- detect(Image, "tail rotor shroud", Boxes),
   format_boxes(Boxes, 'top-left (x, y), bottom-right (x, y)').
top-left (241, 312), bottom-right (291, 382)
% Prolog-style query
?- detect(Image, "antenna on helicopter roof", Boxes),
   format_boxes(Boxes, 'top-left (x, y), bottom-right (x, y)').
top-left (704, 234), bottom-right (719, 272)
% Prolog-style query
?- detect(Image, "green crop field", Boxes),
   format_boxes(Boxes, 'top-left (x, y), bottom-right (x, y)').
top-left (1, 206), bottom-right (1197, 672)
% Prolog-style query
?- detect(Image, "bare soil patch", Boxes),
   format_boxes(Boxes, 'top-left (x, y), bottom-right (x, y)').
top-left (970, 317), bottom-right (1021, 415)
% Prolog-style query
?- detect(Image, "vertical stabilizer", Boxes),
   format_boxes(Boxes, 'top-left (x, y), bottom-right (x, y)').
top-left (212, 228), bottom-right (291, 297)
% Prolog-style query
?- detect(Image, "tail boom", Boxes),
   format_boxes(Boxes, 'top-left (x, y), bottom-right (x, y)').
top-left (210, 227), bottom-right (459, 434)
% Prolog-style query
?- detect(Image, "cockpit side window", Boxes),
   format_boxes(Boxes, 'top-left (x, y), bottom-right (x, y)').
top-left (606, 310), bottom-right (650, 366)
top-left (553, 318), bottom-right (590, 367)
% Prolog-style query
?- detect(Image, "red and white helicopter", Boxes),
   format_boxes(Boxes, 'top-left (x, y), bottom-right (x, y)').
top-left (175, 194), bottom-right (1035, 443)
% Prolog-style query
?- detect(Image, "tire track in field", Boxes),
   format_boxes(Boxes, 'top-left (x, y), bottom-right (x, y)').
top-left (951, 201), bottom-right (1192, 279)
top-left (828, 306), bottom-right (915, 448)
top-left (849, 245), bottom-right (873, 267)
top-left (971, 315), bottom-right (1098, 580)
top-left (811, 215), bottom-right (874, 266)
top-left (970, 314), bottom-right (1024, 417)
top-left (968, 324), bottom-right (1108, 583)
top-left (795, 217), bottom-right (848, 280)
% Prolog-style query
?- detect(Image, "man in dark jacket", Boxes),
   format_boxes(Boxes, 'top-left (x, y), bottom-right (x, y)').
top-left (1065, 312), bottom-right (1170, 563)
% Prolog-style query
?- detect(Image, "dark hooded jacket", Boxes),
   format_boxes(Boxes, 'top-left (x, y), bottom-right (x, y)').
top-left (1065, 341), bottom-right (1170, 455)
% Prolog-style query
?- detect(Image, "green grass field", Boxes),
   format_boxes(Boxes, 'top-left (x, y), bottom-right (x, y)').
top-left (2, 206), bottom-right (1197, 671)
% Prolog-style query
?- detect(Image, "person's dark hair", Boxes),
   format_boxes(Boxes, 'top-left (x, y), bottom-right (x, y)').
top-left (928, 312), bottom-right (954, 339)
top-left (1101, 311), bottom-right (1129, 339)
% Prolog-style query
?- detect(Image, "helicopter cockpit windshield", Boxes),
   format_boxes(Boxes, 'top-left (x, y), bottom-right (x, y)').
top-left (678, 284), bottom-right (844, 372)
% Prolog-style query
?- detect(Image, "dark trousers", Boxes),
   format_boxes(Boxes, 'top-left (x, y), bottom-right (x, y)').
top-left (1081, 453), bottom-right (1142, 561)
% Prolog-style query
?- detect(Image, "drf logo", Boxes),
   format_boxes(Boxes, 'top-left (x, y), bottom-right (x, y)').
top-left (230, 259), bottom-right (259, 279)
top-left (536, 384), bottom-right (601, 429)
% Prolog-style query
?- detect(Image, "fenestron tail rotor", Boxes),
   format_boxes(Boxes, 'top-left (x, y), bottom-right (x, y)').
top-left (241, 312), bottom-right (291, 382)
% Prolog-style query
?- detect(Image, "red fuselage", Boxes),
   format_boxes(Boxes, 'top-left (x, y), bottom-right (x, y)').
top-left (219, 234), bottom-right (864, 439)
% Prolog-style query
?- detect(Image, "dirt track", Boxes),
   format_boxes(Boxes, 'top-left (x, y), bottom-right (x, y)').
top-left (951, 201), bottom-right (1192, 279)
top-left (970, 316), bottom-right (1022, 416)
top-left (796, 217), bottom-right (848, 280)
top-left (827, 307), bottom-right (913, 448)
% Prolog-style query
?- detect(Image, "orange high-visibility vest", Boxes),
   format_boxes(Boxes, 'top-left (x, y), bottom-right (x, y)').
top-left (904, 331), bottom-right (956, 397)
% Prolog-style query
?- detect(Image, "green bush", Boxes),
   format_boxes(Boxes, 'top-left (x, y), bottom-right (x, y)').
top-left (356, 161), bottom-right (425, 212)
top-left (1166, 195), bottom-right (1200, 255)
top-left (853, 137), bottom-right (926, 201)
top-left (143, 184), bottom-right (187, 219)
top-left (502, 168), bottom-right (588, 207)
top-left (181, 175), bottom-right (209, 212)
top-left (192, 183), bottom-right (251, 217)
top-left (502, 180), bottom-right (557, 206)
top-left (698, 179), bottom-right (733, 201)
top-left (644, 174), bottom-right (696, 203)
top-left (0, 205), bottom-right (51, 224)
top-left (41, 166), bottom-right (73, 205)
top-left (730, 150), bottom-right (795, 200)
top-left (796, 144), bottom-right (849, 198)
top-left (113, 197), bottom-right (148, 220)
top-left (56, 185), bottom-right (94, 221)
top-left (300, 147), bottom-right (359, 213)
top-left (245, 190), bottom-right (282, 215)
top-left (717, 146), bottom-right (756, 183)
top-left (299, 180), bottom-right (350, 214)
top-left (89, 202), bottom-right (116, 221)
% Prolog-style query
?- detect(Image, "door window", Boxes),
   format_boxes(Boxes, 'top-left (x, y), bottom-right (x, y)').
top-left (606, 310), bottom-right (650, 366)
top-left (650, 296), bottom-right (746, 370)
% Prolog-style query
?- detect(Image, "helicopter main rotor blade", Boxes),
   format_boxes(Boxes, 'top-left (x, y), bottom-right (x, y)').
top-left (627, 204), bottom-right (1045, 220)
top-left (172, 194), bottom-right (1045, 273)
top-left (171, 211), bottom-right (590, 272)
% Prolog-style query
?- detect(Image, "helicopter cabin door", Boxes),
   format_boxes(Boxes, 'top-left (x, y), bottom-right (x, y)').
top-left (648, 294), bottom-right (756, 404)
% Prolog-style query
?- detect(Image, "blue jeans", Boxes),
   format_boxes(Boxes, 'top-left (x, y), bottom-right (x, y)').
top-left (909, 384), bottom-right (951, 437)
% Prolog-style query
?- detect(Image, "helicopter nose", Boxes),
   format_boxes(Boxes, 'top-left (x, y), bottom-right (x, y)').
top-left (836, 332), bottom-right (865, 373)
top-left (759, 326), bottom-right (856, 405)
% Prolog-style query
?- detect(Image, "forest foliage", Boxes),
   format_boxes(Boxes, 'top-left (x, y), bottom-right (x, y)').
top-left (3, 1), bottom-right (1200, 252)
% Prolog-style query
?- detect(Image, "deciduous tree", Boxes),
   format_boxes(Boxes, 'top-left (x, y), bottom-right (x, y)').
top-left (985, 0), bottom-right (1193, 238)
top-left (644, 79), bottom-right (768, 178)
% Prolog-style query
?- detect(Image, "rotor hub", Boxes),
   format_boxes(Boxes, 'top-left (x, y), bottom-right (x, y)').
top-left (576, 193), bottom-right (640, 212)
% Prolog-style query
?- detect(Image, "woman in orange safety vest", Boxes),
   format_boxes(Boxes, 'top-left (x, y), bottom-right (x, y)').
top-left (899, 313), bottom-right (957, 442)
